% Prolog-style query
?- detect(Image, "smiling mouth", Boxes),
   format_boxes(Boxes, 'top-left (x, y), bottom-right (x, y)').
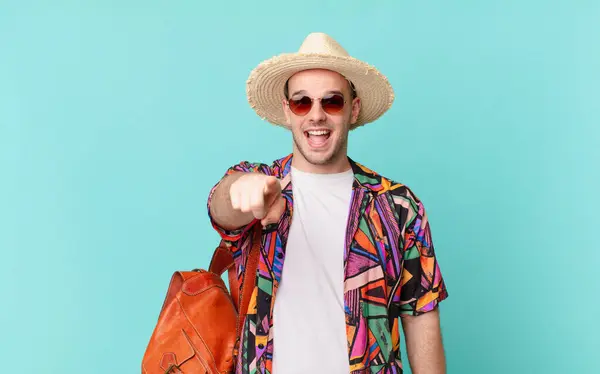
top-left (304, 129), bottom-right (331, 148)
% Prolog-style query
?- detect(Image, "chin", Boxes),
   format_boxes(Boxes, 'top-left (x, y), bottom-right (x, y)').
top-left (304, 152), bottom-right (335, 165)
top-left (299, 141), bottom-right (341, 165)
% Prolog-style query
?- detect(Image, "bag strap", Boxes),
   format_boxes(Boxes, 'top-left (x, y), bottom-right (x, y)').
top-left (237, 227), bottom-right (260, 335)
top-left (209, 242), bottom-right (239, 309)
top-left (208, 225), bottom-right (261, 335)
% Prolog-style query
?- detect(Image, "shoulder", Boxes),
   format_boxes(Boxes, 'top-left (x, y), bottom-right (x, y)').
top-left (352, 159), bottom-right (425, 223)
top-left (225, 154), bottom-right (293, 178)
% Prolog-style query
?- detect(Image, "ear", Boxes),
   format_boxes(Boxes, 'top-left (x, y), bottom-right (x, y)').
top-left (282, 98), bottom-right (292, 127)
top-left (349, 97), bottom-right (361, 125)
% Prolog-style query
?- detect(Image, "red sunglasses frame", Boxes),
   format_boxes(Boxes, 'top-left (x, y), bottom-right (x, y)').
top-left (286, 93), bottom-right (348, 116)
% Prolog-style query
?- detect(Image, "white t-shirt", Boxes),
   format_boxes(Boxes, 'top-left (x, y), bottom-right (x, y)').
top-left (271, 166), bottom-right (354, 373)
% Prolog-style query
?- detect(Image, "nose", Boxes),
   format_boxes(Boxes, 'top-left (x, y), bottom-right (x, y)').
top-left (307, 99), bottom-right (327, 123)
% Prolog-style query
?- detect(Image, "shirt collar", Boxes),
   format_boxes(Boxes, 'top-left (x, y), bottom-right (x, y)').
top-left (275, 153), bottom-right (381, 193)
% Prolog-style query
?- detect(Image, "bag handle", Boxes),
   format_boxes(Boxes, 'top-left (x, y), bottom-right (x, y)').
top-left (208, 225), bottom-right (261, 334)
top-left (209, 243), bottom-right (239, 309)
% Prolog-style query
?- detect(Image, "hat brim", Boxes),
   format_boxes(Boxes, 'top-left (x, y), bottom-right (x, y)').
top-left (246, 53), bottom-right (395, 130)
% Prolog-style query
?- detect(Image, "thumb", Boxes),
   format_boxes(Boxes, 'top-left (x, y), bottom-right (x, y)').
top-left (260, 195), bottom-right (285, 227)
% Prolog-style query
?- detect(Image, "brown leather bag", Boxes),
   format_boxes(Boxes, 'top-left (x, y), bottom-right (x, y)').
top-left (142, 228), bottom-right (260, 373)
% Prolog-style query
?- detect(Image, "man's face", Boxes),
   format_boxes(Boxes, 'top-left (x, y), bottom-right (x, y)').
top-left (282, 69), bottom-right (360, 171)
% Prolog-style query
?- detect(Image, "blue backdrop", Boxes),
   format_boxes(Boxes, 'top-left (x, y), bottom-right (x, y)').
top-left (1, 1), bottom-right (598, 373)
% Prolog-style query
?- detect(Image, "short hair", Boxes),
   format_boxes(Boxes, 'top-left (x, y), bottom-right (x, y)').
top-left (283, 78), bottom-right (357, 100)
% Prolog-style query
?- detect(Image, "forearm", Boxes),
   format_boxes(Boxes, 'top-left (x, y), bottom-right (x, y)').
top-left (402, 310), bottom-right (446, 374)
top-left (209, 172), bottom-right (255, 230)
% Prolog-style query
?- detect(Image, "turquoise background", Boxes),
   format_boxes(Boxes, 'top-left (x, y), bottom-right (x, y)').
top-left (1, 0), bottom-right (598, 373)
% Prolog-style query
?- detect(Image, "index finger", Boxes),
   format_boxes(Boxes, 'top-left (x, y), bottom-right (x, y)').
top-left (263, 176), bottom-right (279, 195)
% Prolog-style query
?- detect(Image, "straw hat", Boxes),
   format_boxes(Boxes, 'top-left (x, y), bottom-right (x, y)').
top-left (246, 32), bottom-right (395, 130)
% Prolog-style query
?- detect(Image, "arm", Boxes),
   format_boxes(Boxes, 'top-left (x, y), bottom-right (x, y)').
top-left (391, 187), bottom-right (449, 373)
top-left (208, 168), bottom-right (285, 235)
top-left (401, 308), bottom-right (446, 374)
top-left (209, 172), bottom-right (255, 231)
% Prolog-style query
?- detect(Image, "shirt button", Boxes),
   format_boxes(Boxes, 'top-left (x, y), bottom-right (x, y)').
top-left (258, 344), bottom-right (264, 349)
top-left (277, 252), bottom-right (283, 259)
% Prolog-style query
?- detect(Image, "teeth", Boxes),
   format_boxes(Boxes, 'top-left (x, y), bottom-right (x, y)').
top-left (307, 130), bottom-right (329, 136)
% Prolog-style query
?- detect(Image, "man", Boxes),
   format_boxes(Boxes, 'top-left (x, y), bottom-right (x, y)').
top-left (207, 32), bottom-right (448, 374)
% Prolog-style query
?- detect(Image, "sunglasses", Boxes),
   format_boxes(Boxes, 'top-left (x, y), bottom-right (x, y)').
top-left (287, 93), bottom-right (347, 116)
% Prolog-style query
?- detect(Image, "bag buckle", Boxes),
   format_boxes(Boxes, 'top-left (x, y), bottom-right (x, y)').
top-left (164, 363), bottom-right (182, 373)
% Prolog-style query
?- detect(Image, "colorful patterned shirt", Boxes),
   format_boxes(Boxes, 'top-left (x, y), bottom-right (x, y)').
top-left (207, 154), bottom-right (449, 374)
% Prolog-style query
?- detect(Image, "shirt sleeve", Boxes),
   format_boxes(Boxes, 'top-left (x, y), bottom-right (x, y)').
top-left (206, 161), bottom-right (273, 246)
top-left (396, 196), bottom-right (448, 317)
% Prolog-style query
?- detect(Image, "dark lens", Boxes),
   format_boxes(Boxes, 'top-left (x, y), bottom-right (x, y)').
top-left (289, 96), bottom-right (312, 116)
top-left (321, 94), bottom-right (345, 114)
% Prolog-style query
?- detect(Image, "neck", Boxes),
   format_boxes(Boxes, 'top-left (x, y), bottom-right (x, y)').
top-left (291, 150), bottom-right (351, 174)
